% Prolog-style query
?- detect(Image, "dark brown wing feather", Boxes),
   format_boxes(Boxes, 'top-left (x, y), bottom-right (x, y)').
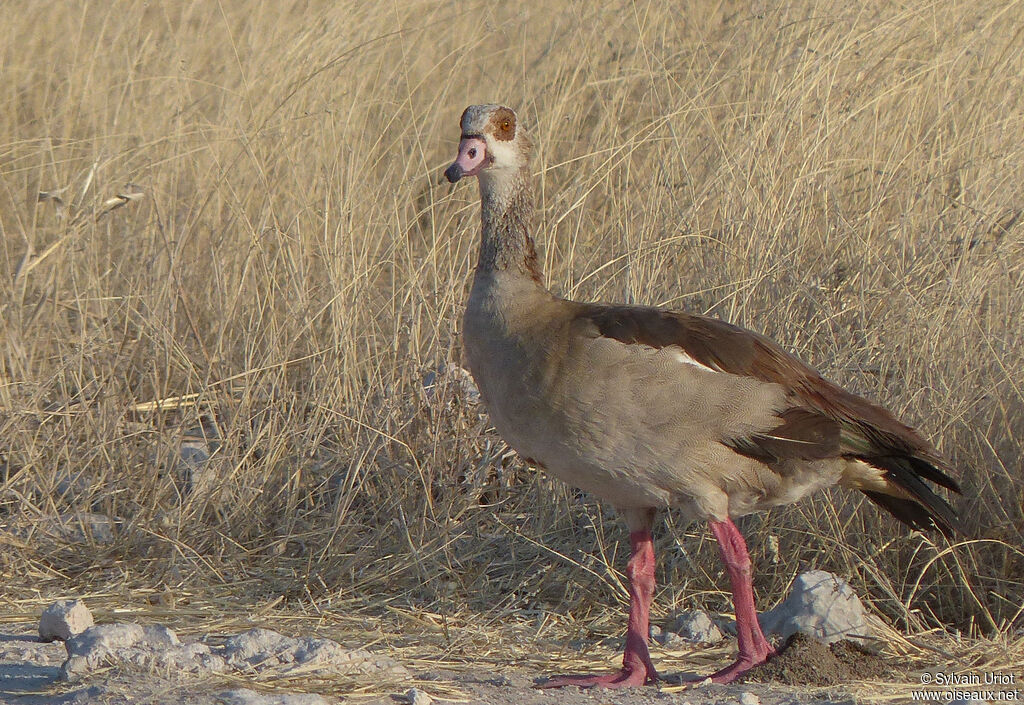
top-left (576, 302), bottom-right (962, 535)
top-left (724, 407), bottom-right (840, 463)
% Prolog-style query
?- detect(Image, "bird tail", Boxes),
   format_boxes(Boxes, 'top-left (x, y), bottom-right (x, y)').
top-left (859, 455), bottom-right (962, 537)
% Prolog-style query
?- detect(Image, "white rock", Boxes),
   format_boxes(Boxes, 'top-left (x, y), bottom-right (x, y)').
top-left (740, 692), bottom-right (761, 705)
top-left (39, 599), bottom-right (94, 642)
top-left (60, 623), bottom-right (185, 680)
top-left (123, 640), bottom-right (227, 674)
top-left (223, 628), bottom-right (409, 678)
top-left (217, 688), bottom-right (329, 705)
top-left (64, 623), bottom-right (148, 657)
top-left (405, 687), bottom-right (433, 705)
top-left (56, 622), bottom-right (407, 684)
top-left (758, 570), bottom-right (870, 643)
top-left (660, 610), bottom-right (725, 645)
top-left (62, 623), bottom-right (144, 679)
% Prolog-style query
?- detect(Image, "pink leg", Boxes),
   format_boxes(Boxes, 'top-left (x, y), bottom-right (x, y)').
top-left (706, 518), bottom-right (775, 683)
top-left (539, 528), bottom-right (658, 689)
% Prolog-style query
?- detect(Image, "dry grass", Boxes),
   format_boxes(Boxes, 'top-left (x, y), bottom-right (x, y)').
top-left (1, 0), bottom-right (1023, 698)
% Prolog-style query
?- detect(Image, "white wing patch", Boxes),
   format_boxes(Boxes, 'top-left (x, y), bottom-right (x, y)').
top-left (668, 347), bottom-right (717, 373)
top-left (839, 459), bottom-right (893, 493)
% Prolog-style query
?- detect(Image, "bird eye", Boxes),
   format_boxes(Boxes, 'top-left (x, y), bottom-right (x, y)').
top-left (502, 120), bottom-right (511, 131)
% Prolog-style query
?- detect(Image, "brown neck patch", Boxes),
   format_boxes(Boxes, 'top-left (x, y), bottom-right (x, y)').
top-left (478, 168), bottom-right (542, 283)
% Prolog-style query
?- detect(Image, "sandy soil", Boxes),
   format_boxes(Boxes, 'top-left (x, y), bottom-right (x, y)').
top-left (0, 622), bottom-right (878, 705)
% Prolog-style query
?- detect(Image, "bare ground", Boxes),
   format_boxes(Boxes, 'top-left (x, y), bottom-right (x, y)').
top-left (0, 622), bottom-right (908, 705)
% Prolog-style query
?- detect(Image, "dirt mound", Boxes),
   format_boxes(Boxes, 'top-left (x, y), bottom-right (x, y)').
top-left (743, 633), bottom-right (893, 686)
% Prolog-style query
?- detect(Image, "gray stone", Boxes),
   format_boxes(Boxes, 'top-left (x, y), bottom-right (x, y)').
top-left (56, 622), bottom-right (406, 685)
top-left (217, 689), bottom-right (329, 705)
top-left (422, 363), bottom-right (480, 405)
top-left (717, 616), bottom-right (738, 637)
top-left (7, 512), bottom-right (116, 545)
top-left (39, 600), bottom-right (94, 642)
top-left (125, 641), bottom-right (227, 675)
top-left (64, 623), bottom-right (148, 658)
top-left (740, 692), bottom-right (761, 705)
top-left (53, 471), bottom-right (91, 505)
top-left (758, 570), bottom-right (870, 643)
top-left (59, 512), bottom-right (116, 544)
top-left (162, 425), bottom-right (221, 500)
top-left (60, 623), bottom-right (190, 680)
top-left (178, 441), bottom-right (211, 471)
top-left (223, 628), bottom-right (409, 679)
top-left (659, 610), bottom-right (725, 645)
top-left (62, 623), bottom-right (144, 679)
top-left (405, 687), bottom-right (433, 705)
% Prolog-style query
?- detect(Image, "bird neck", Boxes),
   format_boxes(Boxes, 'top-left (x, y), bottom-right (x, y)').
top-left (476, 166), bottom-right (543, 284)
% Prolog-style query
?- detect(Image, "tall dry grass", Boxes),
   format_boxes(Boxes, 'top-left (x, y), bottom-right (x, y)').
top-left (0, 0), bottom-right (1022, 669)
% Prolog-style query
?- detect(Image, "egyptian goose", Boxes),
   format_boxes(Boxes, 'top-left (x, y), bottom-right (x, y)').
top-left (443, 104), bottom-right (961, 688)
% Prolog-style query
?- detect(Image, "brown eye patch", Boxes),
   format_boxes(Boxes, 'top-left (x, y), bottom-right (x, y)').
top-left (489, 107), bottom-right (517, 141)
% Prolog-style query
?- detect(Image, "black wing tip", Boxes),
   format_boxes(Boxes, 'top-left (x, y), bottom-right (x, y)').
top-left (859, 453), bottom-right (964, 536)
top-left (862, 490), bottom-right (962, 538)
top-left (909, 456), bottom-right (963, 494)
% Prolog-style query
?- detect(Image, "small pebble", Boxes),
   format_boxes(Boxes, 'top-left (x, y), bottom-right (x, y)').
top-left (405, 688), bottom-right (432, 705)
top-left (661, 610), bottom-right (725, 645)
top-left (740, 692), bottom-right (761, 705)
top-left (217, 689), bottom-right (328, 705)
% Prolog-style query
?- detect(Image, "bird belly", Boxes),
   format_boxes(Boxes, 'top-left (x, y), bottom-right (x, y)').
top-left (466, 353), bottom-right (721, 514)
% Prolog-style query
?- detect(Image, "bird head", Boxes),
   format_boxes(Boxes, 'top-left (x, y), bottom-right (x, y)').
top-left (445, 104), bottom-right (531, 184)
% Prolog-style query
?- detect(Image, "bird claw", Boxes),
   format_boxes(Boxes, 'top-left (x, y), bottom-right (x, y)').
top-left (679, 649), bottom-right (773, 685)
